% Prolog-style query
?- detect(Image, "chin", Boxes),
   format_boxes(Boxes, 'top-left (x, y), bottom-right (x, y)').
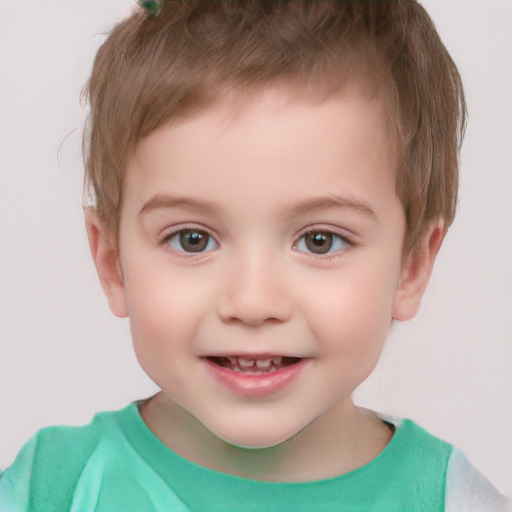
top-left (219, 435), bottom-right (289, 450)
top-left (207, 420), bottom-right (302, 450)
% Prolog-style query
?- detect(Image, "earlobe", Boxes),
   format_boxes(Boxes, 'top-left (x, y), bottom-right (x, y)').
top-left (392, 218), bottom-right (446, 321)
top-left (85, 209), bottom-right (129, 318)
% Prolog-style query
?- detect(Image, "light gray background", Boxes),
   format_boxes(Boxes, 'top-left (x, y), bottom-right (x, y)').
top-left (1, 0), bottom-right (511, 495)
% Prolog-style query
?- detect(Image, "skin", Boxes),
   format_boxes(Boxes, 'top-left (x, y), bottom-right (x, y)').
top-left (86, 86), bottom-right (444, 482)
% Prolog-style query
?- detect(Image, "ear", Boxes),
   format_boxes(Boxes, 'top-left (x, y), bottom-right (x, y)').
top-left (392, 218), bottom-right (446, 321)
top-left (85, 209), bottom-right (129, 318)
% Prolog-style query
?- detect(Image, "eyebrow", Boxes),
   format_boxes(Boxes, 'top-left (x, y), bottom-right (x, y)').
top-left (139, 194), bottom-right (219, 216)
top-left (279, 195), bottom-right (377, 221)
top-left (139, 193), bottom-right (377, 220)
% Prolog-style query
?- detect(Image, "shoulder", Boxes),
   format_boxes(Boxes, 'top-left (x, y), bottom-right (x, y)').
top-left (380, 413), bottom-right (454, 469)
top-left (381, 413), bottom-right (510, 512)
top-left (0, 404), bottom-right (135, 512)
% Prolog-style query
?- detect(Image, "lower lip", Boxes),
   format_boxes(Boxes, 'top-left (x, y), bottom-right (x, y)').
top-left (203, 358), bottom-right (309, 399)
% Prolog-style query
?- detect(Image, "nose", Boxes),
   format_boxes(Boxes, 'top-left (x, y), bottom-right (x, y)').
top-left (217, 251), bottom-right (293, 326)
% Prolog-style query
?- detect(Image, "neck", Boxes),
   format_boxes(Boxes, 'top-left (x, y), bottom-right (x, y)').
top-left (140, 392), bottom-right (393, 482)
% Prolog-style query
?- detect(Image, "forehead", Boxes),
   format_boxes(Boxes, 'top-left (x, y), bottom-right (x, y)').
top-left (124, 86), bottom-right (399, 220)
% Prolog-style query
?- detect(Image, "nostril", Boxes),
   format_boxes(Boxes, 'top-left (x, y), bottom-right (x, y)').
top-left (217, 300), bottom-right (293, 326)
top-left (216, 268), bottom-right (293, 326)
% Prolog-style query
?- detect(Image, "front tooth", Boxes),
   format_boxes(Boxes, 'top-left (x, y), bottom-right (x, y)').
top-left (256, 358), bottom-right (272, 369)
top-left (238, 357), bottom-right (255, 368)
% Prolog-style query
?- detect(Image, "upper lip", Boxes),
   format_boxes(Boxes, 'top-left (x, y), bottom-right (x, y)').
top-left (201, 353), bottom-right (307, 359)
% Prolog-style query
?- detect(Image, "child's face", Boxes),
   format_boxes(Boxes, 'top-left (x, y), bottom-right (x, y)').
top-left (111, 87), bottom-right (410, 448)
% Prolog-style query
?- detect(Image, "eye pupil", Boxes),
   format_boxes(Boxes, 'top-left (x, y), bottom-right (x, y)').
top-left (180, 230), bottom-right (208, 252)
top-left (305, 232), bottom-right (333, 254)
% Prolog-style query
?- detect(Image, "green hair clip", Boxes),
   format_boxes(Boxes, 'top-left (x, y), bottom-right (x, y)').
top-left (135, 0), bottom-right (165, 17)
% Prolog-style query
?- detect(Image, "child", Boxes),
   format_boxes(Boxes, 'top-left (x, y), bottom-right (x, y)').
top-left (1, 0), bottom-right (510, 510)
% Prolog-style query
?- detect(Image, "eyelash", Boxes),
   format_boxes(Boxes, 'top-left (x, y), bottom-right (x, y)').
top-left (159, 226), bottom-right (219, 255)
top-left (158, 226), bottom-right (355, 259)
top-left (293, 228), bottom-right (355, 260)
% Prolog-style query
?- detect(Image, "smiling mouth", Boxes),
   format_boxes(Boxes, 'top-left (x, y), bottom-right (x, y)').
top-left (205, 356), bottom-right (302, 374)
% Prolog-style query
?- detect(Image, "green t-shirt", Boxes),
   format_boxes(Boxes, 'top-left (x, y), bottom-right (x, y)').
top-left (1, 402), bottom-right (454, 511)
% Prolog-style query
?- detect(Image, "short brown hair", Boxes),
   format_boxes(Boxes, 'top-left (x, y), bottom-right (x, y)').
top-left (83, 0), bottom-right (466, 253)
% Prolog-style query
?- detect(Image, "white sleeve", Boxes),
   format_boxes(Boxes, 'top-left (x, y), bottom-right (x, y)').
top-left (445, 448), bottom-right (511, 512)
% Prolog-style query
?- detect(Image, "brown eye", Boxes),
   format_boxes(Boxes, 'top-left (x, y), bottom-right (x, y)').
top-left (295, 230), bottom-right (349, 256)
top-left (166, 229), bottom-right (218, 253)
top-left (179, 230), bottom-right (209, 252)
top-left (304, 231), bottom-right (334, 254)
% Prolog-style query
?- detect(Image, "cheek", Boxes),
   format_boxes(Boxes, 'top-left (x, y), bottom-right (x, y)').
top-left (303, 261), bottom-right (399, 356)
top-left (123, 262), bottom-right (212, 361)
